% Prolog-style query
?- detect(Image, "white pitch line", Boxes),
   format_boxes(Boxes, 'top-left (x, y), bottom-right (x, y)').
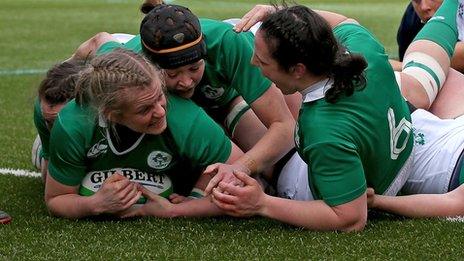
top-left (444, 216), bottom-right (464, 223)
top-left (0, 69), bottom-right (47, 76)
top-left (0, 168), bottom-right (41, 178)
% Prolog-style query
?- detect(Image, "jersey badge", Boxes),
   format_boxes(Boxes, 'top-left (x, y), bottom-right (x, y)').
top-left (147, 150), bottom-right (172, 170)
top-left (201, 84), bottom-right (225, 99)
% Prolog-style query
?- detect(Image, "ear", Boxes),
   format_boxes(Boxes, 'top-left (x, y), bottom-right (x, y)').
top-left (103, 108), bottom-right (118, 123)
top-left (291, 63), bottom-right (307, 79)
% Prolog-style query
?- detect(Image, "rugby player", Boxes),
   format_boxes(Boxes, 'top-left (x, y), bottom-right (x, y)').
top-left (209, 0), bottom-right (464, 231)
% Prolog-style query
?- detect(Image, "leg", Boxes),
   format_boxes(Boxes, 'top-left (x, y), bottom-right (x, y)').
top-left (400, 0), bottom-right (459, 109)
top-left (429, 68), bottom-right (464, 118)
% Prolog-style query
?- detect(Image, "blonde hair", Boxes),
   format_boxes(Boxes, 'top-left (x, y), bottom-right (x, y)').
top-left (76, 48), bottom-right (165, 120)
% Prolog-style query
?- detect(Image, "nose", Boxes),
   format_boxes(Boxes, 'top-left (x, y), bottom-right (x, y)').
top-left (178, 74), bottom-right (194, 88)
top-left (418, 2), bottom-right (433, 21)
top-left (152, 103), bottom-right (166, 119)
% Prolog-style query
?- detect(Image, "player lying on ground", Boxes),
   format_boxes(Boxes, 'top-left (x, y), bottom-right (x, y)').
top-left (208, 0), bottom-right (464, 231)
top-left (32, 33), bottom-right (135, 179)
top-left (74, 3), bottom-right (298, 186)
top-left (45, 49), bottom-right (244, 219)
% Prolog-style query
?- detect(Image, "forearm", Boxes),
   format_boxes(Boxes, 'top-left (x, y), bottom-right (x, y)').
top-left (314, 10), bottom-right (352, 28)
top-left (372, 191), bottom-right (464, 218)
top-left (46, 194), bottom-right (100, 219)
top-left (260, 195), bottom-right (365, 231)
top-left (170, 196), bottom-right (223, 218)
top-left (235, 119), bottom-right (293, 174)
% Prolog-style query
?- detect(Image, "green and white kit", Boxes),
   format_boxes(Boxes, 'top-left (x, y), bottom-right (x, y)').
top-left (97, 19), bottom-right (271, 133)
top-left (48, 95), bottom-right (232, 197)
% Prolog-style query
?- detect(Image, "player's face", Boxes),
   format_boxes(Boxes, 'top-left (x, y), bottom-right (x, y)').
top-left (251, 30), bottom-right (297, 95)
top-left (411, 0), bottom-right (443, 22)
top-left (163, 60), bottom-right (205, 99)
top-left (40, 100), bottom-right (66, 130)
top-left (113, 82), bottom-right (167, 135)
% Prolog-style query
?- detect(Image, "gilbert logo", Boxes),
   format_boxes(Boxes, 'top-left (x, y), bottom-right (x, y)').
top-left (147, 151), bottom-right (172, 170)
top-left (201, 84), bottom-right (225, 99)
top-left (87, 139), bottom-right (108, 158)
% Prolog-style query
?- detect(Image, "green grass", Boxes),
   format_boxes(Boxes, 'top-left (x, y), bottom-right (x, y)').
top-left (1, 0), bottom-right (464, 259)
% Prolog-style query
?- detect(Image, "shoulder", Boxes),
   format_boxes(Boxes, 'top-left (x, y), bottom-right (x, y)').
top-left (201, 18), bottom-right (254, 47)
top-left (52, 100), bottom-right (96, 142)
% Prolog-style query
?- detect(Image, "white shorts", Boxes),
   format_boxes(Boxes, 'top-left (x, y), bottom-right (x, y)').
top-left (276, 152), bottom-right (313, 201)
top-left (402, 109), bottom-right (464, 194)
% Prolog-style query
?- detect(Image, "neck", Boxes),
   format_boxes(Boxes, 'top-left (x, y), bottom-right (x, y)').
top-left (295, 74), bottom-right (328, 93)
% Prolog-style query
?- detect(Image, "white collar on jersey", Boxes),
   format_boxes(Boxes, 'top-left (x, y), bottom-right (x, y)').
top-left (98, 113), bottom-right (107, 127)
top-left (98, 113), bottom-right (146, 156)
top-left (300, 78), bottom-right (333, 103)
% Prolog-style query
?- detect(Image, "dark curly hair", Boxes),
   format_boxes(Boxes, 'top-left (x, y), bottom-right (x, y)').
top-left (260, 5), bottom-right (367, 103)
top-left (38, 59), bottom-right (86, 105)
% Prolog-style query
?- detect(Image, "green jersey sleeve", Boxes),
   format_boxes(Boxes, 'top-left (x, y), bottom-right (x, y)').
top-left (33, 99), bottom-right (50, 160)
top-left (96, 35), bottom-right (142, 56)
top-left (333, 23), bottom-right (388, 67)
top-left (304, 142), bottom-right (367, 206)
top-left (167, 95), bottom-right (232, 166)
top-left (48, 102), bottom-right (95, 186)
top-left (202, 19), bottom-right (272, 104)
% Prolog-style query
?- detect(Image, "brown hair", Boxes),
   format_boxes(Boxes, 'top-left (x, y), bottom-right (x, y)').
top-left (38, 59), bottom-right (86, 105)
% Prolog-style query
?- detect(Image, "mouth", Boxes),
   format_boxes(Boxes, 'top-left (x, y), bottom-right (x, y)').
top-left (148, 117), bottom-right (165, 128)
top-left (176, 87), bottom-right (195, 95)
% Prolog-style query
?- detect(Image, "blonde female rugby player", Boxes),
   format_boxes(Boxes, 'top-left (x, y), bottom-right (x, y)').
top-left (45, 49), bottom-right (244, 219)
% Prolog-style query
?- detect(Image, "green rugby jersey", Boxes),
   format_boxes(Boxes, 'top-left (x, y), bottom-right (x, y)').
top-left (33, 99), bottom-right (50, 160)
top-left (97, 19), bottom-right (271, 111)
top-left (48, 95), bottom-right (232, 195)
top-left (295, 23), bottom-right (414, 206)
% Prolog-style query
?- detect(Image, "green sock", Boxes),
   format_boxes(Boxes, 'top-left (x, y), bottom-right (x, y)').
top-left (413, 0), bottom-right (459, 57)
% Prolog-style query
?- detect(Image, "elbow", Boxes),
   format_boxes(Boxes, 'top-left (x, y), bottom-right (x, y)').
top-left (90, 32), bottom-right (113, 49)
top-left (339, 211), bottom-right (367, 232)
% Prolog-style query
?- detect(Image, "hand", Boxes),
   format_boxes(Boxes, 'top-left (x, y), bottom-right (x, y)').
top-left (93, 173), bottom-right (142, 214)
top-left (233, 5), bottom-right (276, 32)
top-left (366, 188), bottom-right (376, 208)
top-left (120, 186), bottom-right (175, 218)
top-left (203, 163), bottom-right (247, 195)
top-left (211, 171), bottom-right (265, 217)
top-left (169, 193), bottom-right (190, 204)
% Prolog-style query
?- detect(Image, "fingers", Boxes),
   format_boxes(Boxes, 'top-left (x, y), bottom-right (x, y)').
top-left (119, 204), bottom-right (142, 218)
top-left (366, 188), bottom-right (375, 196)
top-left (120, 183), bottom-right (142, 205)
top-left (105, 172), bottom-right (125, 183)
top-left (204, 173), bottom-right (223, 196)
top-left (212, 187), bottom-right (238, 205)
top-left (139, 186), bottom-right (159, 201)
top-left (233, 170), bottom-right (256, 186)
top-left (211, 194), bottom-right (238, 214)
top-left (203, 163), bottom-right (220, 175)
top-left (122, 191), bottom-right (142, 210)
top-left (169, 193), bottom-right (187, 204)
top-left (234, 5), bottom-right (273, 32)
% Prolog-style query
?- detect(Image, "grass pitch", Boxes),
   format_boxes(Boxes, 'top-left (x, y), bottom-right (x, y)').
top-left (1, 0), bottom-right (464, 259)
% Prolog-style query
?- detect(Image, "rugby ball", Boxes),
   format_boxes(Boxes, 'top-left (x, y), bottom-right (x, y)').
top-left (31, 135), bottom-right (43, 170)
top-left (79, 168), bottom-right (173, 204)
